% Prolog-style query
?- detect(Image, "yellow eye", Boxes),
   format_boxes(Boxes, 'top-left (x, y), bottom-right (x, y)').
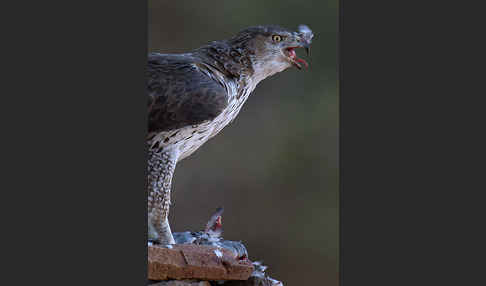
top-left (272, 35), bottom-right (282, 42)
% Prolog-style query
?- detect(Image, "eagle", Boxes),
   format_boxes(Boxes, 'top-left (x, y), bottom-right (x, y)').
top-left (148, 25), bottom-right (313, 244)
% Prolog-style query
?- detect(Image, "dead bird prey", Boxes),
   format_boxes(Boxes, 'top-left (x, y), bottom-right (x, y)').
top-left (170, 207), bottom-right (249, 260)
top-left (148, 25), bottom-right (314, 244)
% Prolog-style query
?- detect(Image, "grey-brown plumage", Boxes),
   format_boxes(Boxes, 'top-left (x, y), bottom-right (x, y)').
top-left (148, 25), bottom-right (313, 244)
top-left (148, 54), bottom-right (229, 133)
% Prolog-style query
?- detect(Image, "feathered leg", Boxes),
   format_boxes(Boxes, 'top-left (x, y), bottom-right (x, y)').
top-left (148, 147), bottom-right (179, 245)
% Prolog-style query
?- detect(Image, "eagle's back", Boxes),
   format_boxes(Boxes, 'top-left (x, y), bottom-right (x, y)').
top-left (148, 53), bottom-right (229, 134)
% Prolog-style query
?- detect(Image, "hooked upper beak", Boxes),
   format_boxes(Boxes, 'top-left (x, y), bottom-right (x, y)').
top-left (294, 35), bottom-right (311, 56)
top-left (297, 24), bottom-right (314, 56)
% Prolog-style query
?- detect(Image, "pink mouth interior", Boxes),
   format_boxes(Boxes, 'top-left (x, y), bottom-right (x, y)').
top-left (287, 48), bottom-right (309, 68)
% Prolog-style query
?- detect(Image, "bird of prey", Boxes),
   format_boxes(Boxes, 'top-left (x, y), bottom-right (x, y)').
top-left (147, 25), bottom-right (314, 244)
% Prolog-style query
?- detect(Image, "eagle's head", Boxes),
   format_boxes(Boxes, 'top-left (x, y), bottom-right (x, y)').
top-left (196, 25), bottom-right (313, 83)
top-left (229, 24), bottom-right (314, 82)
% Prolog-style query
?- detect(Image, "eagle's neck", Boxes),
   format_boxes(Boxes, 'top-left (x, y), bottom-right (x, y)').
top-left (194, 40), bottom-right (254, 81)
top-left (194, 61), bottom-right (255, 103)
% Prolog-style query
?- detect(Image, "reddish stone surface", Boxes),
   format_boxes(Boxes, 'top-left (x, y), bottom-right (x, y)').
top-left (148, 244), bottom-right (254, 281)
top-left (150, 280), bottom-right (211, 286)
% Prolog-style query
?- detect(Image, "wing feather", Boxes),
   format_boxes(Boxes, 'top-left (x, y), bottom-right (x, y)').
top-left (147, 53), bottom-right (229, 133)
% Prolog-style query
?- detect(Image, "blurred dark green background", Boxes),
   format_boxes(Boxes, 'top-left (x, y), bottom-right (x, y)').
top-left (149, 1), bottom-right (338, 285)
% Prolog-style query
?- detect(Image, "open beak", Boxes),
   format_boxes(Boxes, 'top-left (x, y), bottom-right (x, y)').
top-left (285, 26), bottom-right (313, 70)
top-left (285, 41), bottom-right (311, 70)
